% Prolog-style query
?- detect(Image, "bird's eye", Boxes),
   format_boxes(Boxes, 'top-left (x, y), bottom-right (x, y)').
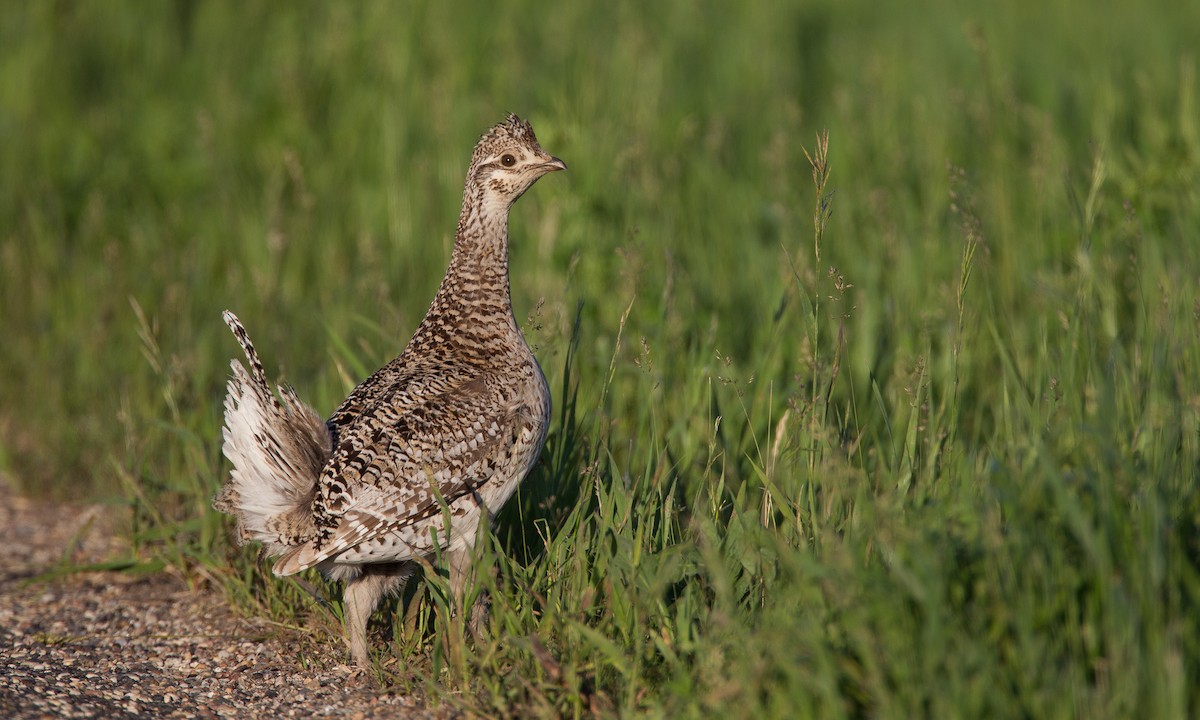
top-left (501, 154), bottom-right (517, 167)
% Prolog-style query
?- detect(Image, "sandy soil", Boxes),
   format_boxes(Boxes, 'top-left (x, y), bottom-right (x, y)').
top-left (0, 475), bottom-right (445, 719)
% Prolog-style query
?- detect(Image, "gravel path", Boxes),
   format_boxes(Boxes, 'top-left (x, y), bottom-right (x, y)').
top-left (0, 476), bottom-right (444, 718)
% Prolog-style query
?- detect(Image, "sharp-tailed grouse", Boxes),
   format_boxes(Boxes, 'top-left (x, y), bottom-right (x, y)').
top-left (214, 114), bottom-right (564, 667)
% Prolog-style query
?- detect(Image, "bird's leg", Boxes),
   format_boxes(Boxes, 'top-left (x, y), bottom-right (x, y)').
top-left (343, 565), bottom-right (412, 668)
top-left (344, 573), bottom-right (385, 668)
top-left (447, 541), bottom-right (489, 638)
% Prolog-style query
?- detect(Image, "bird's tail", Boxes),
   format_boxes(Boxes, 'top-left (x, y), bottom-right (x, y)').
top-left (214, 311), bottom-right (331, 558)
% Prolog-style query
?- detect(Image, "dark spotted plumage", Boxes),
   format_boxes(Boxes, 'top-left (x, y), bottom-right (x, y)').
top-left (215, 114), bottom-right (565, 667)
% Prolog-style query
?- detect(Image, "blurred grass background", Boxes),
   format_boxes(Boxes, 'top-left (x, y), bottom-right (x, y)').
top-left (2, 0), bottom-right (1199, 716)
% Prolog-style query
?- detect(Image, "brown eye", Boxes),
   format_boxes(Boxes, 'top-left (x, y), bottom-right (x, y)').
top-left (501, 154), bottom-right (517, 167)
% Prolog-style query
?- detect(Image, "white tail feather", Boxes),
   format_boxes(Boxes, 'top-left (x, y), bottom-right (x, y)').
top-left (215, 311), bottom-right (331, 561)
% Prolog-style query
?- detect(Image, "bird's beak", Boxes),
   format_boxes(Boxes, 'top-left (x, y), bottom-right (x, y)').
top-left (539, 156), bottom-right (567, 173)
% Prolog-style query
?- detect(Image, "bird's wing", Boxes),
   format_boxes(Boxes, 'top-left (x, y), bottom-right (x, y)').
top-left (272, 368), bottom-right (526, 576)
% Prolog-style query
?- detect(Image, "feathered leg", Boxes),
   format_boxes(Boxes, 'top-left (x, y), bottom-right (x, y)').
top-left (344, 564), bottom-right (414, 668)
top-left (448, 540), bottom-right (489, 638)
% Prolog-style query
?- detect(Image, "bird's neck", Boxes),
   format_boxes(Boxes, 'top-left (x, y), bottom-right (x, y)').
top-left (449, 182), bottom-right (511, 290)
top-left (422, 182), bottom-right (518, 343)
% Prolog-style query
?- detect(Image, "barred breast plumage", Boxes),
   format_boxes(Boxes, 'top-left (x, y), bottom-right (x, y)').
top-left (214, 114), bottom-right (565, 667)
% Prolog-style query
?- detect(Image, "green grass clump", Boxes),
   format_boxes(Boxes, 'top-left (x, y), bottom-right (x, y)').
top-left (2, 0), bottom-right (1199, 716)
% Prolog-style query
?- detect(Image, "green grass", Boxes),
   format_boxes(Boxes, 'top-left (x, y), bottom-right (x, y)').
top-left (3, 0), bottom-right (1200, 716)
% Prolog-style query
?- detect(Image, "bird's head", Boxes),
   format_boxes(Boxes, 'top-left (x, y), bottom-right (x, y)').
top-left (467, 114), bottom-right (566, 207)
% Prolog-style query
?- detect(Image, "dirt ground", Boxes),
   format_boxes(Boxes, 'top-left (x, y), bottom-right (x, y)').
top-left (0, 475), bottom-right (446, 719)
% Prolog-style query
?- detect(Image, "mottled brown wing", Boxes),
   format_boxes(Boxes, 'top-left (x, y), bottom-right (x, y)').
top-left (273, 371), bottom-right (521, 575)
